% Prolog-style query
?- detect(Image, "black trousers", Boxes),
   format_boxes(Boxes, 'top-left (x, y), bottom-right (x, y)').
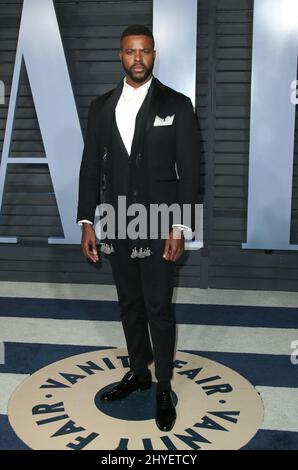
top-left (108, 238), bottom-right (176, 383)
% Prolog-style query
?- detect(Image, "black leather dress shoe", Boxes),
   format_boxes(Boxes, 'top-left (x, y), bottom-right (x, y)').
top-left (155, 390), bottom-right (176, 432)
top-left (100, 370), bottom-right (152, 401)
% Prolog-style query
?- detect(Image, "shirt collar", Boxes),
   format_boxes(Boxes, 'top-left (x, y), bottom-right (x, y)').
top-left (123, 75), bottom-right (153, 93)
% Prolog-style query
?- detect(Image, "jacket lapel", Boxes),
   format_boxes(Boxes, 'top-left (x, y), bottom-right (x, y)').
top-left (145, 77), bottom-right (165, 133)
top-left (130, 82), bottom-right (153, 156)
top-left (130, 77), bottom-right (165, 156)
top-left (100, 78), bottom-right (124, 149)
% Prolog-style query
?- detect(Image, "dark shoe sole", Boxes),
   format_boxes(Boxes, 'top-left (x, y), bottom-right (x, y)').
top-left (100, 381), bottom-right (152, 401)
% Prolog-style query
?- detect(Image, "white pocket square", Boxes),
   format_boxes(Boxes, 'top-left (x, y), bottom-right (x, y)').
top-left (153, 114), bottom-right (175, 127)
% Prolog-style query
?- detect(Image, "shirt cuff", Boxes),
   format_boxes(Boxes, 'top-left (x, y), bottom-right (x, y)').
top-left (172, 224), bottom-right (193, 240)
top-left (172, 224), bottom-right (192, 232)
top-left (78, 219), bottom-right (93, 226)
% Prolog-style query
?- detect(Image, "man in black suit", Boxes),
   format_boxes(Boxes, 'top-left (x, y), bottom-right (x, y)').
top-left (77, 25), bottom-right (200, 432)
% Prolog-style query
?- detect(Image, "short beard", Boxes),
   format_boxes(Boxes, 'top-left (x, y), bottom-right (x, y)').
top-left (123, 62), bottom-right (154, 84)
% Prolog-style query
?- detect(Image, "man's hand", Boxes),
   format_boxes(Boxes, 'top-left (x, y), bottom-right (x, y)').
top-left (163, 228), bottom-right (185, 262)
top-left (81, 223), bottom-right (100, 263)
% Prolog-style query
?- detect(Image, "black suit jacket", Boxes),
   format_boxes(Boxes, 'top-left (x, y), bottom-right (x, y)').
top-left (77, 76), bottom-right (200, 232)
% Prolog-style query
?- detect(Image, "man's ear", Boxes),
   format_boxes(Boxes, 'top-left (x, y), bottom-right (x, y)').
top-left (118, 50), bottom-right (122, 61)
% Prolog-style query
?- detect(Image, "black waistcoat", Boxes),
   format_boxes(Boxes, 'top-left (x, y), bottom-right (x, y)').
top-left (111, 115), bottom-right (130, 236)
top-left (111, 115), bottom-right (130, 198)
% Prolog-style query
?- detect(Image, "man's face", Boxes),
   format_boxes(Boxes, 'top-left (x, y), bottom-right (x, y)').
top-left (119, 35), bottom-right (156, 86)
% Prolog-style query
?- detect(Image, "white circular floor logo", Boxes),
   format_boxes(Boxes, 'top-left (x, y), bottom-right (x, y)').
top-left (8, 349), bottom-right (263, 450)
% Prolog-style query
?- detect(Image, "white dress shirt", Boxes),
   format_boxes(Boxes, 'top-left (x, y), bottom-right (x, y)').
top-left (78, 76), bottom-right (191, 236)
top-left (116, 76), bottom-right (152, 155)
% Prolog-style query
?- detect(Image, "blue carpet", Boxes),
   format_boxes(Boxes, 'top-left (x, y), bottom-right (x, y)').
top-left (241, 429), bottom-right (298, 450)
top-left (0, 297), bottom-right (298, 328)
top-left (0, 415), bottom-right (30, 450)
top-left (0, 342), bottom-right (297, 388)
